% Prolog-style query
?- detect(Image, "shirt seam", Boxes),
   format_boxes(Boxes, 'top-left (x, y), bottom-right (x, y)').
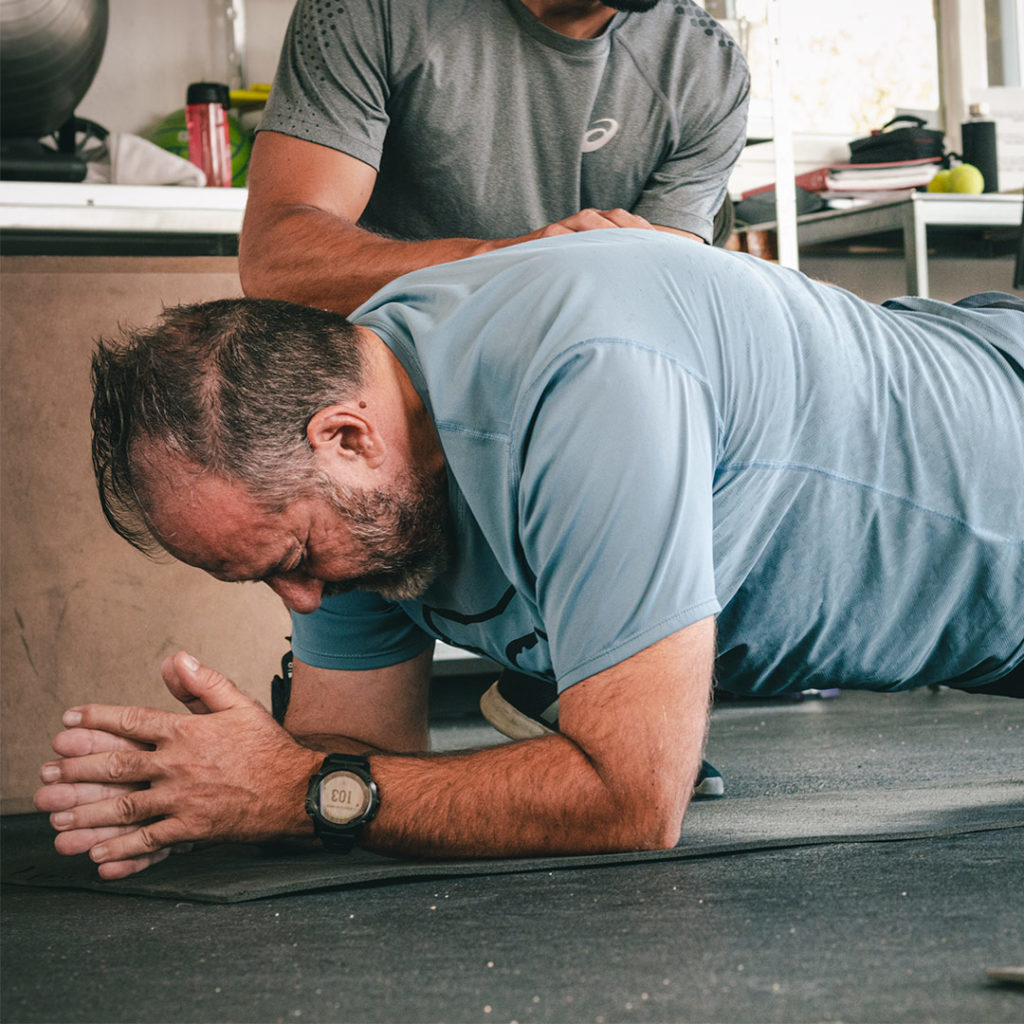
top-left (510, 336), bottom-right (724, 493)
top-left (719, 459), bottom-right (1024, 545)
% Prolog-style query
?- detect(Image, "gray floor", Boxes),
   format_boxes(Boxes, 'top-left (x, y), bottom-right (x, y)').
top-left (3, 687), bottom-right (1022, 1024)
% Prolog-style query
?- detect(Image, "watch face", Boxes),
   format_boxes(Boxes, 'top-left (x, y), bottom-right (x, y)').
top-left (319, 770), bottom-right (372, 825)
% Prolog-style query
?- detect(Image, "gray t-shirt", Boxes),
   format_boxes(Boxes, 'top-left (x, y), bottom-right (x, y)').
top-left (260, 0), bottom-right (751, 243)
top-left (291, 231), bottom-right (1024, 696)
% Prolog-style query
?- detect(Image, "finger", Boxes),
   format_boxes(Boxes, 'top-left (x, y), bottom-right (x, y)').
top-left (164, 651), bottom-right (254, 715)
top-left (563, 208), bottom-right (618, 231)
top-left (598, 208), bottom-right (653, 229)
top-left (96, 847), bottom-right (172, 881)
top-left (40, 748), bottom-right (154, 787)
top-left (54, 824), bottom-right (137, 856)
top-left (34, 780), bottom-right (142, 812)
top-left (89, 818), bottom-right (188, 869)
top-left (161, 655), bottom-right (213, 715)
top-left (536, 222), bottom-right (574, 238)
top-left (52, 727), bottom-right (150, 757)
top-left (60, 703), bottom-right (173, 745)
top-left (49, 787), bottom-right (161, 833)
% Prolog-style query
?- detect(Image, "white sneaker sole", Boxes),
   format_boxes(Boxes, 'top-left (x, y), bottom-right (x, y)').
top-left (480, 681), bottom-right (556, 740)
top-left (693, 772), bottom-right (725, 798)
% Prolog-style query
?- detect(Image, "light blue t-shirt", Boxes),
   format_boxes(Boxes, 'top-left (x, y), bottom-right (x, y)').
top-left (291, 232), bottom-right (1024, 695)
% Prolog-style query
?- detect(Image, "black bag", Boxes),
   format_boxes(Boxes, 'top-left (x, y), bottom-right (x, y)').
top-left (848, 115), bottom-right (945, 164)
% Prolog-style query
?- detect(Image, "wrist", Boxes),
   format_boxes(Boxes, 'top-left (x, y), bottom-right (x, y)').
top-left (279, 745), bottom-right (325, 838)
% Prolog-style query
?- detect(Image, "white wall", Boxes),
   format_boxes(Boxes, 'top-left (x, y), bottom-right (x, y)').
top-left (72, 4), bottom-right (966, 197)
top-left (802, 252), bottom-right (1021, 303)
top-left (77, 0), bottom-right (293, 136)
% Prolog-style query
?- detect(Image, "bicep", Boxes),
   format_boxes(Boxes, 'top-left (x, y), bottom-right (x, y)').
top-left (285, 646), bottom-right (433, 754)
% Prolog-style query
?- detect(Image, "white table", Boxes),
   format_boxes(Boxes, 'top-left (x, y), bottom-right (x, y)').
top-left (776, 192), bottom-right (1024, 297)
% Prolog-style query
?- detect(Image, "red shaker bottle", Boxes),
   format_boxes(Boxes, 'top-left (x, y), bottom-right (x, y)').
top-left (185, 82), bottom-right (232, 187)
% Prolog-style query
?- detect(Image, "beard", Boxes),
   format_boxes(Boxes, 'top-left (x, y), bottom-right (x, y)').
top-left (603, 0), bottom-right (662, 11)
top-left (324, 466), bottom-right (452, 602)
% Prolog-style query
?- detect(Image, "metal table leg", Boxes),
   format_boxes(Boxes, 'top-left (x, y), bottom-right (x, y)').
top-left (902, 200), bottom-right (929, 297)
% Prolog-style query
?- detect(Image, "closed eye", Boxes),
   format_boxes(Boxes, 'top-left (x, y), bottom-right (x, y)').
top-left (253, 547), bottom-right (307, 585)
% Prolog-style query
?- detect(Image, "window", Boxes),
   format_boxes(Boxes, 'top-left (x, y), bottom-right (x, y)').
top-left (712, 0), bottom-right (941, 139)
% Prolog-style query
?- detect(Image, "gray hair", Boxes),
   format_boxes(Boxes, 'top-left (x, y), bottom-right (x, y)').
top-left (91, 297), bottom-right (364, 555)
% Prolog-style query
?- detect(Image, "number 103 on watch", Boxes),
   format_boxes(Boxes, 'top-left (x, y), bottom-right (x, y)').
top-left (323, 772), bottom-right (370, 822)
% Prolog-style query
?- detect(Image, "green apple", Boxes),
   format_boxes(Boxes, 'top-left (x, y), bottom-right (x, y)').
top-left (948, 163), bottom-right (985, 193)
top-left (927, 168), bottom-right (952, 192)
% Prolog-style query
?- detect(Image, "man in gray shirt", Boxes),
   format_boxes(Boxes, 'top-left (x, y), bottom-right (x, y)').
top-left (240, 0), bottom-right (751, 314)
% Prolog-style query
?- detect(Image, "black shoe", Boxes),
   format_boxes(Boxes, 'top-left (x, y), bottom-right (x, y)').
top-left (480, 670), bottom-right (725, 798)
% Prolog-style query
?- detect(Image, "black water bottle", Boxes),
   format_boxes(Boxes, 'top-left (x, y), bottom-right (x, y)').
top-left (961, 103), bottom-right (999, 193)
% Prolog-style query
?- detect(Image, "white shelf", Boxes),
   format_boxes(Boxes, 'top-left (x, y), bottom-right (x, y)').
top-left (0, 181), bottom-right (248, 235)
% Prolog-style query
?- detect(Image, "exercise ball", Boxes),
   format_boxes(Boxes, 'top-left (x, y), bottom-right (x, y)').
top-left (0, 0), bottom-right (109, 139)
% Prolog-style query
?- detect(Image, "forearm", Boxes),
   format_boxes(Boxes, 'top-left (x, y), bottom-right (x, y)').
top-left (283, 650), bottom-right (433, 754)
top-left (361, 733), bottom-right (696, 859)
top-left (238, 204), bottom-right (665, 317)
top-left (290, 731), bottom-right (387, 755)
top-left (239, 207), bottom-right (511, 316)
top-left (299, 627), bottom-right (712, 858)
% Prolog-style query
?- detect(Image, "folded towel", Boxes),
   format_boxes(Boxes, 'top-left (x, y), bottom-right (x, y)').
top-left (85, 132), bottom-right (206, 186)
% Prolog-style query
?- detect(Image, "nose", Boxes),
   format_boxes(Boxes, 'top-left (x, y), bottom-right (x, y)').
top-left (265, 574), bottom-right (325, 614)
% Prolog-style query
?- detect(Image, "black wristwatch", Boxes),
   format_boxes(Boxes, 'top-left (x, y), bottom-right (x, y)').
top-left (305, 753), bottom-right (380, 853)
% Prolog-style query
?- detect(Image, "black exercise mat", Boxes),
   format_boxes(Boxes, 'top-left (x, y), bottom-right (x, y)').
top-left (5, 777), bottom-right (1021, 903)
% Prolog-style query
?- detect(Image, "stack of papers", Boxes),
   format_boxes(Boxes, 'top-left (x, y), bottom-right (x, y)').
top-left (742, 157), bottom-right (943, 208)
top-left (821, 158), bottom-right (942, 192)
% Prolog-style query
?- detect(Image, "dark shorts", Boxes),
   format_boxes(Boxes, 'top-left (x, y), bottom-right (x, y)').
top-left (951, 291), bottom-right (1024, 312)
top-left (947, 659), bottom-right (1024, 698)
top-left (949, 292), bottom-right (1023, 699)
top-left (885, 291), bottom-right (1022, 696)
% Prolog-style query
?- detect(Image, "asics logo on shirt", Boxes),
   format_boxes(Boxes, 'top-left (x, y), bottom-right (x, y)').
top-left (581, 118), bottom-right (619, 152)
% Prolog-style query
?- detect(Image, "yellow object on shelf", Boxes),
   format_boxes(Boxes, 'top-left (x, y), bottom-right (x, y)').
top-left (230, 83), bottom-right (272, 107)
top-left (928, 163), bottom-right (986, 194)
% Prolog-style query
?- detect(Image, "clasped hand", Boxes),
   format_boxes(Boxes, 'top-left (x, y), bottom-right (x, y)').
top-left (34, 652), bottom-right (321, 879)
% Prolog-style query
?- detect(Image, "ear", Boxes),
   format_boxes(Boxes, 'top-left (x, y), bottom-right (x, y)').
top-left (306, 405), bottom-right (386, 469)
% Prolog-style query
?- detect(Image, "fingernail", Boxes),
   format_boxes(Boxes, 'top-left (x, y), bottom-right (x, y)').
top-left (182, 653), bottom-right (200, 672)
top-left (41, 764), bottom-right (60, 782)
top-left (91, 845), bottom-right (108, 861)
top-left (62, 710), bottom-right (82, 727)
top-left (52, 812), bottom-right (73, 828)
